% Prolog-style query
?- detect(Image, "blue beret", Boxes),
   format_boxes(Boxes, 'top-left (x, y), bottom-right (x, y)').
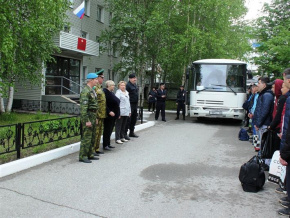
top-left (87, 73), bottom-right (98, 79)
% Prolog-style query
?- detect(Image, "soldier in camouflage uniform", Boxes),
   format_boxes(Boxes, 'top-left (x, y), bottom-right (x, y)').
top-left (93, 69), bottom-right (106, 154)
top-left (79, 73), bottom-right (99, 163)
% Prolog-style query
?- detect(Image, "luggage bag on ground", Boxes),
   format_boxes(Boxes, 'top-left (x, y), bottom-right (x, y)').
top-left (239, 155), bottom-right (265, 192)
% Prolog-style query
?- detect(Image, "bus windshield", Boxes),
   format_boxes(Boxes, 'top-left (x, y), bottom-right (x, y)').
top-left (193, 64), bottom-right (246, 93)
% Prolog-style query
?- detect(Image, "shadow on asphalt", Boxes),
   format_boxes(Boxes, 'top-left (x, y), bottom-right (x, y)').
top-left (193, 117), bottom-right (243, 126)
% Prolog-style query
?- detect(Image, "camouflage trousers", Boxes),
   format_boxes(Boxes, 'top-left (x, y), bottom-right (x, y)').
top-left (94, 118), bottom-right (104, 152)
top-left (79, 113), bottom-right (97, 160)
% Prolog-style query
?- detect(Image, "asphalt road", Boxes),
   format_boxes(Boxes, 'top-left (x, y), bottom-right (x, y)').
top-left (0, 112), bottom-right (282, 218)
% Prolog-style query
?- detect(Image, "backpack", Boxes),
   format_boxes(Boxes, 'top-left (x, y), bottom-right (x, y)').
top-left (239, 128), bottom-right (249, 141)
top-left (239, 155), bottom-right (265, 192)
top-left (242, 94), bottom-right (253, 110)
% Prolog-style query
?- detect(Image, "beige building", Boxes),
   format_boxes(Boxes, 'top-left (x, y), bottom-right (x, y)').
top-left (14, 0), bottom-right (120, 107)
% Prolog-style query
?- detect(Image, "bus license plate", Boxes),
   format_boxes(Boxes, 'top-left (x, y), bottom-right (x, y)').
top-left (209, 111), bottom-right (222, 115)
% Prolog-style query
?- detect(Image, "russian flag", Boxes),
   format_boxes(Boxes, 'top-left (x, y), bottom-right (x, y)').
top-left (73, 1), bottom-right (85, 19)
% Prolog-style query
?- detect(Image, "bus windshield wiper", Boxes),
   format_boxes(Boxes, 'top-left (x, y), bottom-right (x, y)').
top-left (196, 87), bottom-right (223, 93)
top-left (211, 84), bottom-right (237, 95)
top-left (196, 89), bottom-right (206, 93)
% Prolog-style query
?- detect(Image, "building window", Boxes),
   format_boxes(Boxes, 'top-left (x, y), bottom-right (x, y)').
top-left (108, 42), bottom-right (117, 57)
top-left (95, 68), bottom-right (102, 73)
top-left (82, 66), bottom-right (87, 85)
top-left (96, 36), bottom-right (100, 43)
top-left (109, 12), bottom-right (113, 25)
top-left (112, 42), bottom-right (117, 57)
top-left (85, 0), bottom-right (90, 16)
top-left (97, 5), bottom-right (104, 22)
top-left (81, 31), bottom-right (88, 39)
top-left (108, 69), bottom-right (111, 80)
top-left (63, 25), bottom-right (70, 33)
top-left (108, 42), bottom-right (112, 56)
top-left (69, 0), bottom-right (74, 8)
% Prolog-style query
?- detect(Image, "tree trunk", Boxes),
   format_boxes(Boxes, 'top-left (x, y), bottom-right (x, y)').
top-left (0, 94), bottom-right (5, 113)
top-left (6, 85), bottom-right (14, 113)
top-left (150, 56), bottom-right (156, 90)
top-left (0, 78), bottom-right (5, 113)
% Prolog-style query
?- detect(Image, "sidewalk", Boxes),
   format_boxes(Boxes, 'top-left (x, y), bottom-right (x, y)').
top-left (0, 114), bottom-right (155, 178)
top-left (0, 113), bottom-right (279, 218)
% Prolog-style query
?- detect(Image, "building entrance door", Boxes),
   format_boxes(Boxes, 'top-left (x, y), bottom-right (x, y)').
top-left (45, 56), bottom-right (80, 95)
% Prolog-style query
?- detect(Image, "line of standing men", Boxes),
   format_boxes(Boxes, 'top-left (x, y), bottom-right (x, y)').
top-left (79, 71), bottom-right (139, 163)
top-left (151, 83), bottom-right (186, 122)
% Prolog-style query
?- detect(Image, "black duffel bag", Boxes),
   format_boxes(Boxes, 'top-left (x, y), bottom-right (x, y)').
top-left (261, 130), bottom-right (280, 159)
top-left (239, 155), bottom-right (265, 192)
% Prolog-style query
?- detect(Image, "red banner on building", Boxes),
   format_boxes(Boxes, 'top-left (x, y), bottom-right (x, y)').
top-left (77, 37), bottom-right (86, 51)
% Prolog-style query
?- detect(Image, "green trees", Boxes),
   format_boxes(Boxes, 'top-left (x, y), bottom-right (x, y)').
top-left (102, 0), bottom-right (251, 90)
top-left (0, 0), bottom-right (69, 112)
top-left (253, 0), bottom-right (290, 76)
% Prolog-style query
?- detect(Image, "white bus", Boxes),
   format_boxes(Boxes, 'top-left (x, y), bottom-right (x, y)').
top-left (188, 59), bottom-right (247, 120)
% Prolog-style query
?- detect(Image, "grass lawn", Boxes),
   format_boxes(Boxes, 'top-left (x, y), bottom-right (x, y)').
top-left (0, 112), bottom-right (67, 126)
top-left (0, 112), bottom-right (81, 164)
top-left (143, 99), bottom-right (177, 110)
top-left (0, 136), bottom-right (80, 164)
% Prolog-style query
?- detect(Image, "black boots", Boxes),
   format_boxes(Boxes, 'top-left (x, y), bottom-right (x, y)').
top-left (175, 115), bottom-right (185, 120)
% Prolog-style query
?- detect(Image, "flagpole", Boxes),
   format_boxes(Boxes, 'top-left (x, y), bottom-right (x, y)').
top-left (81, 1), bottom-right (83, 35)
top-left (81, 17), bottom-right (83, 34)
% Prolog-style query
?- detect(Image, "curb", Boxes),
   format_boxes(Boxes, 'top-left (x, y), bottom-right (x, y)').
top-left (0, 121), bottom-right (155, 178)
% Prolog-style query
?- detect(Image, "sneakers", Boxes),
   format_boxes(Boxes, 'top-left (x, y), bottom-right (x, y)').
top-left (121, 138), bottom-right (128, 142)
top-left (279, 197), bottom-right (290, 204)
top-left (276, 187), bottom-right (287, 195)
top-left (254, 146), bottom-right (260, 151)
top-left (281, 201), bottom-right (290, 209)
top-left (116, 140), bottom-right (123, 144)
top-left (278, 208), bottom-right (290, 216)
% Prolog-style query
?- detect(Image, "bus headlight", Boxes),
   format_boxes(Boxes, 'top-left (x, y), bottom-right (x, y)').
top-left (191, 107), bottom-right (200, 110)
top-left (233, 109), bottom-right (244, 113)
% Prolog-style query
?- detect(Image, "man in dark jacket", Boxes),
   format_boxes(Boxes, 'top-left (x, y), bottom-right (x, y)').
top-left (155, 83), bottom-right (167, 121)
top-left (280, 70), bottom-right (290, 150)
top-left (277, 68), bottom-right (290, 216)
top-left (148, 87), bottom-right (157, 112)
top-left (126, 73), bottom-right (139, 138)
top-left (253, 76), bottom-right (274, 151)
top-left (175, 85), bottom-right (186, 120)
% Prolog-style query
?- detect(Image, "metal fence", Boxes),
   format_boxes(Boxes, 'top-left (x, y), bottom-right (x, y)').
top-left (14, 99), bottom-right (144, 122)
top-left (14, 99), bottom-right (80, 115)
top-left (0, 116), bottom-right (81, 159)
